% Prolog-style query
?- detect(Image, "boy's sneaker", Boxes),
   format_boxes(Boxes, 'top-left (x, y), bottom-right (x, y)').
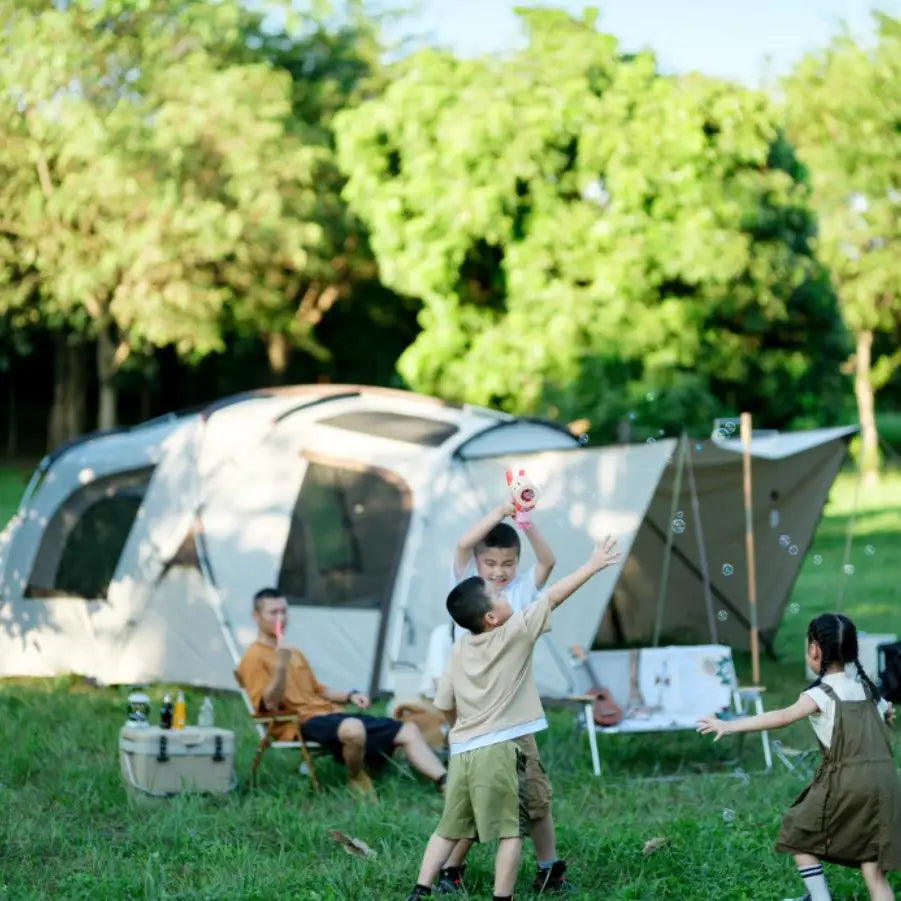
top-left (436, 865), bottom-right (466, 893)
top-left (533, 860), bottom-right (576, 894)
top-left (405, 888), bottom-right (432, 901)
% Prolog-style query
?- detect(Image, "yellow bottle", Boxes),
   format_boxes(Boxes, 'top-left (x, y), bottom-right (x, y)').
top-left (173, 689), bottom-right (186, 730)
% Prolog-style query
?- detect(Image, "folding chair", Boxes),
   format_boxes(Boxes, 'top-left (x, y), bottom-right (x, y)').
top-left (234, 673), bottom-right (324, 791)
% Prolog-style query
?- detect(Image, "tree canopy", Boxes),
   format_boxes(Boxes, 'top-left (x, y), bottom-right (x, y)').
top-left (336, 9), bottom-right (848, 439)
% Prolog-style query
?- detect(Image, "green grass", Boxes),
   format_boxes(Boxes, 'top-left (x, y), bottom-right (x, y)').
top-left (0, 464), bottom-right (29, 527)
top-left (0, 469), bottom-right (899, 899)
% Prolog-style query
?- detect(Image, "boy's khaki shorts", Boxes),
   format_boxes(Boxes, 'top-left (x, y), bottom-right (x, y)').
top-left (436, 740), bottom-right (528, 842)
top-left (513, 733), bottom-right (552, 821)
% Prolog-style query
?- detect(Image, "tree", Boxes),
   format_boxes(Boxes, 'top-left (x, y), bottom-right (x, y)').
top-left (0, 0), bottom-right (339, 435)
top-left (335, 8), bottom-right (847, 438)
top-left (783, 13), bottom-right (901, 483)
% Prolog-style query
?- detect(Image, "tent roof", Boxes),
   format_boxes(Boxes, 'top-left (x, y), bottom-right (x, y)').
top-left (712, 425), bottom-right (858, 460)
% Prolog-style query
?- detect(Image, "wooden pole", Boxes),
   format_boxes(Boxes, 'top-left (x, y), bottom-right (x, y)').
top-left (741, 412), bottom-right (760, 686)
top-left (836, 455), bottom-right (863, 613)
top-left (685, 440), bottom-right (717, 644)
top-left (653, 434), bottom-right (688, 647)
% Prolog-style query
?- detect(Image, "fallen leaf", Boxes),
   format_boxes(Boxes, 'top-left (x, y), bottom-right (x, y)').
top-left (327, 829), bottom-right (377, 860)
top-left (642, 836), bottom-right (668, 857)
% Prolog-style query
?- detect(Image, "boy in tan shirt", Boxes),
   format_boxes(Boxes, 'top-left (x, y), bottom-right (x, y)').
top-left (405, 536), bottom-right (621, 901)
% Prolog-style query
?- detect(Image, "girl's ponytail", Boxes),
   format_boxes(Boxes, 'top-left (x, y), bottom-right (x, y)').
top-left (853, 658), bottom-right (880, 705)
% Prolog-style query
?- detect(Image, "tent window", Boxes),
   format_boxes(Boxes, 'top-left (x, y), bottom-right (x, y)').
top-left (278, 461), bottom-right (410, 609)
top-left (319, 410), bottom-right (458, 447)
top-left (26, 467), bottom-right (154, 600)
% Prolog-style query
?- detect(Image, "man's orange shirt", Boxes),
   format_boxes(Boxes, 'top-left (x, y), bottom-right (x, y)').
top-left (235, 641), bottom-right (342, 739)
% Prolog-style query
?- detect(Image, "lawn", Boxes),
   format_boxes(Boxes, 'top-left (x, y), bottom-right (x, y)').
top-left (0, 466), bottom-right (899, 900)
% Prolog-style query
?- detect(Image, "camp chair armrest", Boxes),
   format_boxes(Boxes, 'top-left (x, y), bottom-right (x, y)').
top-left (250, 712), bottom-right (301, 725)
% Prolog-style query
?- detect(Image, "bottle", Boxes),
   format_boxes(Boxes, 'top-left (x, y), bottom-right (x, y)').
top-left (197, 695), bottom-right (214, 728)
top-left (127, 689), bottom-right (151, 727)
top-left (173, 689), bottom-right (186, 730)
top-left (160, 693), bottom-right (173, 729)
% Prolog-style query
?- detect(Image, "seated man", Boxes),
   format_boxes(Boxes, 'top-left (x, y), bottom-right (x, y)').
top-left (235, 587), bottom-right (447, 795)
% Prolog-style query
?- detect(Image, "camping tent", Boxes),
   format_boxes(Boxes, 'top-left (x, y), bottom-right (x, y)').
top-left (0, 385), bottom-right (855, 697)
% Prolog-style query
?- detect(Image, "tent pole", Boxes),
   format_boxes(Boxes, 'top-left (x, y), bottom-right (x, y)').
top-left (741, 413), bottom-right (760, 686)
top-left (652, 434), bottom-right (688, 647)
top-left (685, 439), bottom-right (718, 644)
top-left (193, 514), bottom-right (243, 668)
top-left (836, 447), bottom-right (864, 613)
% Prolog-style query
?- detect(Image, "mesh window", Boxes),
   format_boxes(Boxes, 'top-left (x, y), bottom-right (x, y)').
top-left (278, 461), bottom-right (410, 609)
top-left (26, 467), bottom-right (154, 600)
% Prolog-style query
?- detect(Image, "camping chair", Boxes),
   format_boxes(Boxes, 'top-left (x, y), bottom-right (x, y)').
top-left (571, 645), bottom-right (773, 778)
top-left (234, 673), bottom-right (324, 791)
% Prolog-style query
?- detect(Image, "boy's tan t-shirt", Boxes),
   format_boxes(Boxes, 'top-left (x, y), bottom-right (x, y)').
top-left (434, 593), bottom-right (552, 753)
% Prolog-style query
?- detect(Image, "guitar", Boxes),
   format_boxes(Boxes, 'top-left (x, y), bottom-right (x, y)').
top-left (569, 645), bottom-right (624, 727)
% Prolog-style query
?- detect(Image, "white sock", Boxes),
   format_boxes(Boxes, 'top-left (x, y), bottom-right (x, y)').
top-left (798, 863), bottom-right (831, 901)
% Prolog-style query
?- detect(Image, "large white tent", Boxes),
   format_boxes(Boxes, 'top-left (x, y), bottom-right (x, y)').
top-left (0, 385), bottom-right (855, 697)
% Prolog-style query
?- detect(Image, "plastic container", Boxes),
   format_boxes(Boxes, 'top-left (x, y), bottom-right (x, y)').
top-left (197, 696), bottom-right (214, 728)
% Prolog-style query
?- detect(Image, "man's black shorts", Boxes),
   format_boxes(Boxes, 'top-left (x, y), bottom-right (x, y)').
top-left (301, 713), bottom-right (403, 766)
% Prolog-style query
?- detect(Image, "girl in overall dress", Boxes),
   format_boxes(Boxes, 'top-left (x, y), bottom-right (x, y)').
top-left (698, 613), bottom-right (901, 901)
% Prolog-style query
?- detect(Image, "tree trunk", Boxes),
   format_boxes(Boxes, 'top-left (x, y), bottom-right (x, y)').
top-left (139, 386), bottom-right (152, 422)
top-left (853, 329), bottom-right (879, 487)
top-left (266, 332), bottom-right (291, 386)
top-left (48, 333), bottom-right (67, 450)
top-left (96, 324), bottom-right (118, 431)
top-left (5, 370), bottom-right (16, 457)
top-left (64, 340), bottom-right (86, 438)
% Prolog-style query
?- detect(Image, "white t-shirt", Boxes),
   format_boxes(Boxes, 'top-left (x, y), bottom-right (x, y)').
top-left (419, 623), bottom-right (454, 698)
top-left (453, 559), bottom-right (540, 622)
top-left (803, 669), bottom-right (889, 748)
top-left (418, 560), bottom-right (541, 697)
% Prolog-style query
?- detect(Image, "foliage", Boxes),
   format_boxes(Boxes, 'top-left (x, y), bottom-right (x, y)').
top-left (783, 12), bottom-right (901, 477)
top-left (335, 9), bottom-right (849, 438)
top-left (0, 0), bottom-right (389, 430)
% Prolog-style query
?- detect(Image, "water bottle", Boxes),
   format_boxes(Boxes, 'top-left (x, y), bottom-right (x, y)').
top-left (173, 689), bottom-right (187, 730)
top-left (197, 695), bottom-right (215, 728)
top-left (160, 693), bottom-right (173, 729)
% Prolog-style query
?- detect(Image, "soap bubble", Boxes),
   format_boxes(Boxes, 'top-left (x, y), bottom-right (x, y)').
top-left (658, 429), bottom-right (665, 436)
top-left (788, 545), bottom-right (799, 556)
top-left (353, 503), bottom-right (365, 515)
top-left (843, 563), bottom-right (855, 576)
top-left (646, 392), bottom-right (656, 402)
top-left (789, 602), bottom-right (800, 614)
top-left (722, 808), bottom-right (735, 823)
top-left (717, 610), bottom-right (729, 622)
top-left (672, 518), bottom-right (686, 534)
top-left (864, 545), bottom-right (875, 556)
top-left (778, 534), bottom-right (790, 548)
top-left (722, 562), bottom-right (734, 577)
top-left (578, 433), bottom-right (589, 445)
top-left (694, 443), bottom-right (703, 453)
top-left (628, 410), bottom-right (636, 420)
top-left (813, 554), bottom-right (823, 566)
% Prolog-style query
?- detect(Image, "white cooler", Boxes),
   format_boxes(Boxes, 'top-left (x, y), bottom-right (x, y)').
top-left (119, 725), bottom-right (236, 800)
